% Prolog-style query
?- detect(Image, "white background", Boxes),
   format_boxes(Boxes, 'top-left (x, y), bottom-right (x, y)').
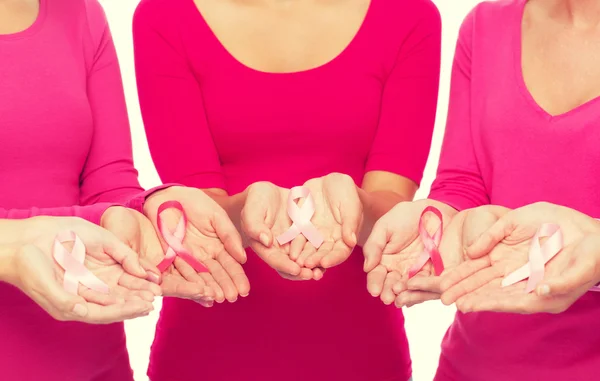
top-left (97, 1), bottom-right (485, 380)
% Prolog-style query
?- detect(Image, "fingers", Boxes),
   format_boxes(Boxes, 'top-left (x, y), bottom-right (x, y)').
top-left (253, 243), bottom-right (302, 276)
top-left (462, 208), bottom-right (500, 248)
top-left (161, 273), bottom-right (206, 299)
top-left (395, 291), bottom-right (439, 308)
top-left (139, 257), bottom-right (162, 285)
top-left (381, 271), bottom-right (402, 305)
top-left (216, 249), bottom-right (251, 297)
top-left (366, 264), bottom-right (389, 297)
top-left (213, 211), bottom-right (247, 264)
top-left (407, 275), bottom-right (442, 294)
top-left (83, 300), bottom-right (154, 324)
top-left (439, 257), bottom-right (491, 294)
top-left (442, 266), bottom-right (500, 306)
top-left (203, 257), bottom-right (238, 303)
top-left (118, 273), bottom-right (162, 297)
top-left (363, 221), bottom-right (389, 273)
top-left (289, 235), bottom-right (307, 261)
top-left (79, 288), bottom-right (124, 306)
top-left (297, 241), bottom-right (319, 268)
top-left (466, 218), bottom-right (515, 259)
top-left (172, 257), bottom-right (213, 299)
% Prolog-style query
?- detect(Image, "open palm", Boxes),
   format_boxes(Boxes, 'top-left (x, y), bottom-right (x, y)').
top-left (441, 202), bottom-right (600, 312)
top-left (291, 173), bottom-right (361, 271)
top-left (241, 182), bottom-right (320, 281)
top-left (363, 200), bottom-right (454, 305)
top-left (144, 187), bottom-right (249, 304)
top-left (102, 206), bottom-right (213, 305)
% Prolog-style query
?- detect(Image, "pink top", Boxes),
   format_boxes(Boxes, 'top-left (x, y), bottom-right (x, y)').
top-left (133, 0), bottom-right (441, 380)
top-left (429, 1), bottom-right (600, 380)
top-left (0, 0), bottom-right (152, 379)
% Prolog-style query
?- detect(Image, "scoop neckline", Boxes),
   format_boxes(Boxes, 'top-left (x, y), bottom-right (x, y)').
top-left (187, 0), bottom-right (374, 75)
top-left (0, 0), bottom-right (47, 41)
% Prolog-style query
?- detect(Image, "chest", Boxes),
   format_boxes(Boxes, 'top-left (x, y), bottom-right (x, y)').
top-left (192, 0), bottom-right (370, 73)
top-left (0, 38), bottom-right (92, 173)
top-left (521, 16), bottom-right (600, 117)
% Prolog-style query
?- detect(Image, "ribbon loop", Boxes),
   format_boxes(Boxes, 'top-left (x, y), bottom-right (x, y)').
top-left (156, 200), bottom-right (209, 273)
top-left (407, 206), bottom-right (445, 278)
top-left (276, 186), bottom-right (324, 248)
top-left (53, 231), bottom-right (109, 295)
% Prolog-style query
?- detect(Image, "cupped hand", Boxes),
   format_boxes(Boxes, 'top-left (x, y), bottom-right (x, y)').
top-left (441, 202), bottom-right (600, 313)
top-left (241, 182), bottom-right (322, 281)
top-left (12, 216), bottom-right (156, 324)
top-left (144, 187), bottom-right (250, 304)
top-left (102, 206), bottom-right (213, 306)
top-left (290, 173), bottom-right (362, 270)
top-left (363, 199), bottom-right (456, 306)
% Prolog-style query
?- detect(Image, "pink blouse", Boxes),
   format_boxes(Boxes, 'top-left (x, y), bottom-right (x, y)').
top-left (0, 0), bottom-right (153, 379)
top-left (429, 1), bottom-right (600, 380)
top-left (134, 0), bottom-right (441, 380)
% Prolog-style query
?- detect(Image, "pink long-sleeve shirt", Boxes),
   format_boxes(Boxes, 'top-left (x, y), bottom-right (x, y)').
top-left (429, 1), bottom-right (600, 380)
top-left (0, 0), bottom-right (152, 379)
top-left (133, 0), bottom-right (441, 380)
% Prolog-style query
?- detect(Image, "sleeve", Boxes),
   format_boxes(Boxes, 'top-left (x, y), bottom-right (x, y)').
top-left (364, 1), bottom-right (441, 186)
top-left (78, 0), bottom-right (147, 206)
top-left (428, 9), bottom-right (489, 211)
top-left (0, 203), bottom-right (115, 225)
top-left (133, 1), bottom-right (226, 191)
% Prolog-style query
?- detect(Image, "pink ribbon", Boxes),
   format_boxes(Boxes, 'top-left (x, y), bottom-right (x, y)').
top-left (276, 186), bottom-right (324, 248)
top-left (503, 224), bottom-right (600, 293)
top-left (408, 206), bottom-right (445, 278)
top-left (53, 231), bottom-right (109, 295)
top-left (156, 201), bottom-right (209, 273)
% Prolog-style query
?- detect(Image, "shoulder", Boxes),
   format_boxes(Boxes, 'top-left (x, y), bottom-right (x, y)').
top-left (461, 0), bottom-right (522, 37)
top-left (373, 0), bottom-right (441, 32)
top-left (135, 0), bottom-right (187, 27)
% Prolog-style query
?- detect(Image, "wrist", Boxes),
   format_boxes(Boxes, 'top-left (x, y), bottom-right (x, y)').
top-left (0, 219), bottom-right (32, 283)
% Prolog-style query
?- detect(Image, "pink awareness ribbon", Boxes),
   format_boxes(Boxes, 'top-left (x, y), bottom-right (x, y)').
top-left (156, 200), bottom-right (209, 273)
top-left (407, 206), bottom-right (445, 278)
top-left (502, 224), bottom-right (600, 293)
top-left (276, 186), bottom-right (324, 248)
top-left (53, 231), bottom-right (109, 295)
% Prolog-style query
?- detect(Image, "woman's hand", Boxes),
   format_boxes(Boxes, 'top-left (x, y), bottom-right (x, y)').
top-left (291, 173), bottom-right (362, 270)
top-left (143, 187), bottom-right (250, 304)
top-left (363, 199), bottom-right (456, 306)
top-left (441, 202), bottom-right (600, 314)
top-left (241, 182), bottom-right (322, 281)
top-left (10, 216), bottom-right (156, 324)
top-left (101, 206), bottom-right (214, 306)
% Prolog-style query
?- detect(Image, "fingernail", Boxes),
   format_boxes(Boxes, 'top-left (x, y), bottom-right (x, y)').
top-left (537, 284), bottom-right (550, 296)
top-left (259, 233), bottom-right (270, 246)
top-left (351, 233), bottom-right (357, 245)
top-left (73, 304), bottom-right (88, 317)
top-left (147, 272), bottom-right (161, 284)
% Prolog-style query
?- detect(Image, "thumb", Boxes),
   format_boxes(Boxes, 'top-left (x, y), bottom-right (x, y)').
top-left (362, 221), bottom-right (388, 272)
top-left (103, 233), bottom-right (148, 278)
top-left (340, 199), bottom-right (361, 249)
top-left (466, 217), bottom-right (515, 259)
top-left (213, 211), bottom-right (247, 264)
top-left (538, 241), bottom-right (598, 297)
top-left (241, 202), bottom-right (274, 248)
